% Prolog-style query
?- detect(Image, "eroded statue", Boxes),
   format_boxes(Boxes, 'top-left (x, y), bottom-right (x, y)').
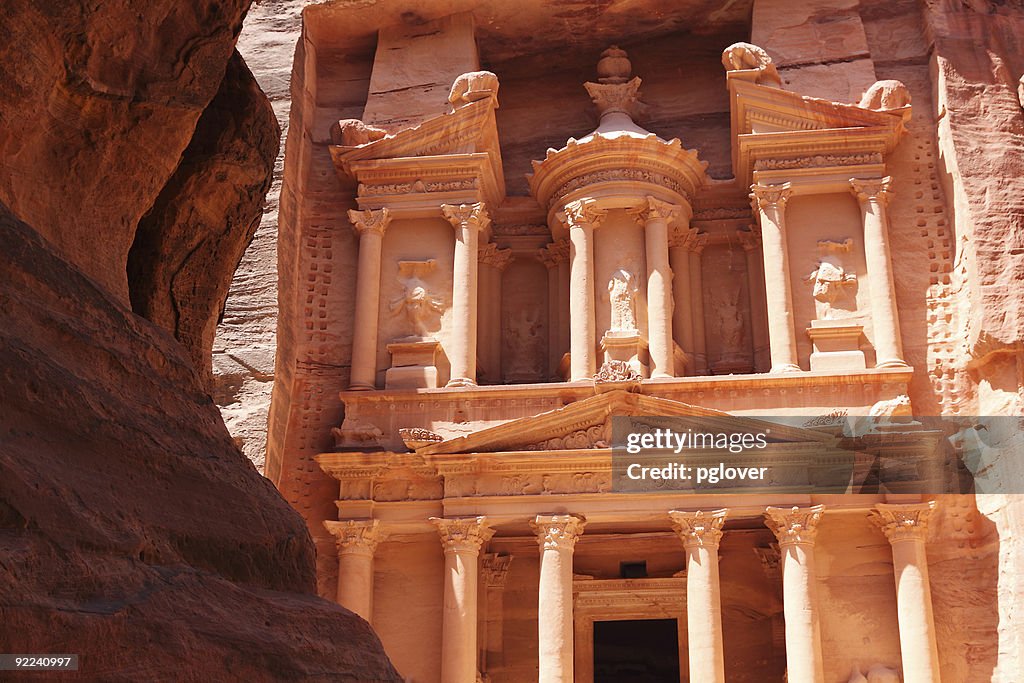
top-left (806, 261), bottom-right (858, 319)
top-left (448, 70), bottom-right (500, 107)
top-left (390, 284), bottom-right (444, 339)
top-left (330, 118), bottom-right (388, 146)
top-left (608, 268), bottom-right (638, 332)
top-left (721, 42), bottom-right (783, 87)
top-left (858, 80), bottom-right (912, 110)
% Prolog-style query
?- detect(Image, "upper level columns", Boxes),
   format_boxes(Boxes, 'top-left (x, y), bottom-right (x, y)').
top-left (561, 200), bottom-right (607, 381)
top-left (632, 197), bottom-right (681, 379)
top-left (431, 515), bottom-right (494, 683)
top-left (532, 514), bottom-right (587, 683)
top-left (347, 209), bottom-right (392, 390)
top-left (442, 203), bottom-right (491, 387)
top-left (478, 243), bottom-right (513, 384)
top-left (765, 505), bottom-right (826, 683)
top-left (324, 519), bottom-right (385, 621)
top-left (670, 509), bottom-right (728, 683)
top-left (539, 240), bottom-right (570, 380)
top-left (850, 177), bottom-right (908, 368)
top-left (738, 225), bottom-right (769, 373)
top-left (750, 183), bottom-right (801, 373)
top-left (870, 502), bottom-right (941, 683)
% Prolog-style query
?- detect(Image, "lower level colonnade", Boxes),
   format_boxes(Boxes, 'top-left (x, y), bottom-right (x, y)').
top-left (325, 503), bottom-right (941, 682)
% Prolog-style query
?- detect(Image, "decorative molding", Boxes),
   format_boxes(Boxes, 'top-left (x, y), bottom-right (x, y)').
top-left (669, 509), bottom-right (729, 549)
top-left (753, 153), bottom-right (882, 171)
top-left (431, 516), bottom-right (495, 553)
top-left (868, 502), bottom-right (936, 543)
top-left (693, 206), bottom-right (752, 221)
top-left (347, 207), bottom-right (392, 236)
top-left (764, 505), bottom-right (825, 546)
top-left (552, 168), bottom-right (686, 208)
top-left (493, 223), bottom-right (549, 236)
top-left (594, 360), bottom-right (641, 383)
top-left (532, 514), bottom-right (586, 551)
top-left (399, 427), bottom-right (444, 450)
top-left (360, 178), bottom-right (479, 196)
top-left (324, 519), bottom-right (385, 555)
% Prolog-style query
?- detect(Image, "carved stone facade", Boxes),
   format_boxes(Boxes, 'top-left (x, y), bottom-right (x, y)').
top-left (265, 4), bottom-right (1011, 683)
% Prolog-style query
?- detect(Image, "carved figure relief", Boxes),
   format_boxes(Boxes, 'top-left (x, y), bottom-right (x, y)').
top-left (805, 239), bottom-right (858, 320)
top-left (390, 260), bottom-right (444, 339)
top-left (503, 308), bottom-right (544, 380)
top-left (711, 284), bottom-right (745, 356)
top-left (608, 268), bottom-right (639, 332)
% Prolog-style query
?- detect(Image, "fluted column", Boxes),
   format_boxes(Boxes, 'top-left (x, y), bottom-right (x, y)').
top-left (540, 240), bottom-right (570, 380)
top-left (738, 226), bottom-right (769, 373)
top-left (324, 519), bottom-right (385, 622)
top-left (669, 229), bottom-right (696, 375)
top-left (562, 200), bottom-right (607, 381)
top-left (765, 505), bottom-right (826, 683)
top-left (670, 509), bottom-right (729, 683)
top-left (750, 183), bottom-right (801, 372)
top-left (869, 502), bottom-right (941, 683)
top-left (442, 203), bottom-right (490, 387)
top-left (478, 243), bottom-right (513, 384)
top-left (850, 177), bottom-right (908, 368)
top-left (347, 208), bottom-right (392, 390)
top-left (531, 514), bottom-right (586, 683)
top-left (689, 234), bottom-right (709, 375)
top-left (431, 516), bottom-right (494, 683)
top-left (633, 197), bottom-right (681, 378)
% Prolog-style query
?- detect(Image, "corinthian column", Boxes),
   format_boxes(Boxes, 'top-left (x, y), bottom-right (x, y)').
top-left (324, 519), bottom-right (385, 622)
top-left (442, 203), bottom-right (490, 387)
top-left (869, 502), bottom-right (941, 683)
top-left (850, 177), bottom-right (908, 368)
top-left (738, 226), bottom-right (769, 373)
top-left (431, 516), bottom-right (494, 683)
top-left (632, 197), bottom-right (681, 378)
top-left (539, 240), bottom-right (570, 379)
top-left (531, 514), bottom-right (586, 683)
top-left (561, 200), bottom-right (607, 381)
top-left (765, 505), bottom-right (826, 683)
top-left (750, 183), bottom-right (801, 372)
top-left (670, 509), bottom-right (729, 683)
top-left (478, 243), bottom-right (513, 384)
top-left (689, 234), bottom-right (709, 374)
top-left (346, 208), bottom-right (392, 390)
top-left (669, 228), bottom-right (697, 375)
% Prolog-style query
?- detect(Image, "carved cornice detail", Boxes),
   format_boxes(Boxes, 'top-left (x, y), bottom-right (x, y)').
top-left (850, 176), bottom-right (893, 207)
top-left (360, 178), bottom-right (479, 196)
top-left (754, 152), bottom-right (883, 171)
top-left (481, 553), bottom-right (514, 588)
top-left (693, 206), bottom-right (752, 221)
top-left (560, 198), bottom-right (608, 231)
top-left (669, 509), bottom-right (729, 549)
top-left (552, 168), bottom-right (686, 208)
top-left (324, 519), bottom-right (385, 555)
top-left (750, 183), bottom-right (793, 212)
top-left (478, 242), bottom-right (514, 270)
top-left (532, 514), bottom-right (586, 551)
top-left (347, 208), bottom-right (392, 236)
top-left (764, 505), bottom-right (825, 546)
top-left (441, 202), bottom-right (491, 232)
top-left (430, 516), bottom-right (495, 553)
top-left (869, 502), bottom-right (936, 543)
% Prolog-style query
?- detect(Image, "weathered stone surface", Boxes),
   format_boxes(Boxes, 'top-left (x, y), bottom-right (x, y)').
top-left (129, 50), bottom-right (280, 389)
top-left (0, 0), bottom-right (250, 303)
top-left (0, 206), bottom-right (401, 680)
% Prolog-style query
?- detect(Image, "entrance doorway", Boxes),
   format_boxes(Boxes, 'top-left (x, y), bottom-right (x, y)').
top-left (593, 618), bottom-right (681, 683)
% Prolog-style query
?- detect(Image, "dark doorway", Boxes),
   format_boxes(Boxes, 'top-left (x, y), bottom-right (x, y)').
top-left (593, 618), bottom-right (680, 683)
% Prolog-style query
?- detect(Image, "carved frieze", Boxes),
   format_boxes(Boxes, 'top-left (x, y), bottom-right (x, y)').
top-left (753, 153), bottom-right (883, 171)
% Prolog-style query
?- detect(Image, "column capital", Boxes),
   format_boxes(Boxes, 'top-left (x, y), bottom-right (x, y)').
top-left (442, 202), bottom-right (491, 232)
top-left (737, 225), bottom-right (762, 251)
top-left (481, 553), bottom-right (514, 589)
top-left (689, 232), bottom-right (709, 255)
top-left (629, 196), bottom-right (682, 225)
top-left (850, 176), bottom-right (893, 207)
top-left (869, 501), bottom-right (936, 543)
top-left (764, 505), bottom-right (825, 546)
top-left (537, 240), bottom-right (570, 269)
top-left (668, 225), bottom-right (699, 250)
top-left (324, 519), bottom-right (385, 555)
top-left (559, 198), bottom-right (607, 231)
top-left (431, 515), bottom-right (495, 553)
top-left (749, 182), bottom-right (793, 212)
top-left (347, 207), bottom-right (392, 236)
top-left (669, 509), bottom-right (729, 549)
top-left (479, 242), bottom-right (514, 270)
top-left (531, 514), bottom-right (586, 551)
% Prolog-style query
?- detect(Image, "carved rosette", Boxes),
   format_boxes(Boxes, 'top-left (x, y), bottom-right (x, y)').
top-left (441, 202), bottom-right (491, 234)
top-left (669, 509), bottom-right (729, 549)
top-left (764, 505), bottom-right (825, 546)
top-left (431, 515), bottom-right (495, 554)
top-left (324, 519), bottom-right (385, 557)
top-left (559, 198), bottom-right (608, 232)
top-left (531, 514), bottom-right (586, 552)
top-left (850, 176), bottom-right (893, 208)
top-left (749, 183), bottom-right (793, 214)
top-left (481, 553), bottom-right (514, 589)
top-left (737, 225), bottom-right (762, 251)
top-left (347, 207), bottom-right (392, 236)
top-left (594, 360), bottom-right (642, 383)
top-left (629, 196), bottom-right (682, 226)
top-left (868, 501), bottom-right (936, 543)
top-left (537, 240), bottom-right (570, 269)
top-left (478, 242), bottom-right (514, 270)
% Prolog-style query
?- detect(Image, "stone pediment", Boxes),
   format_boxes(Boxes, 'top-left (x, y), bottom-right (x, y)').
top-left (416, 389), bottom-right (833, 456)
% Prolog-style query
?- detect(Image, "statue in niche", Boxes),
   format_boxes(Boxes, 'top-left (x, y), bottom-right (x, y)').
top-left (711, 284), bottom-right (745, 357)
top-left (504, 308), bottom-right (544, 380)
top-left (805, 239), bottom-right (858, 320)
top-left (608, 268), bottom-right (639, 332)
top-left (390, 260), bottom-right (444, 339)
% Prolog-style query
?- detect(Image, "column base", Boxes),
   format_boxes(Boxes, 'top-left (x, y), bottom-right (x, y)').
top-left (876, 358), bottom-right (910, 369)
top-left (347, 383), bottom-right (375, 391)
top-left (770, 363), bottom-right (803, 373)
top-left (386, 338), bottom-right (440, 390)
top-left (446, 377), bottom-right (478, 388)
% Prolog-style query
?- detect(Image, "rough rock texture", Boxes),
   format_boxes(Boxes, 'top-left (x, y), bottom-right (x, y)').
top-left (129, 50), bottom-right (280, 389)
top-left (0, 0), bottom-right (249, 303)
top-left (0, 206), bottom-right (400, 681)
top-left (214, 0), bottom-right (305, 470)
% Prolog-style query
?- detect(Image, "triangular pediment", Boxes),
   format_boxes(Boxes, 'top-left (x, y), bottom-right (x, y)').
top-left (417, 389), bottom-right (834, 456)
